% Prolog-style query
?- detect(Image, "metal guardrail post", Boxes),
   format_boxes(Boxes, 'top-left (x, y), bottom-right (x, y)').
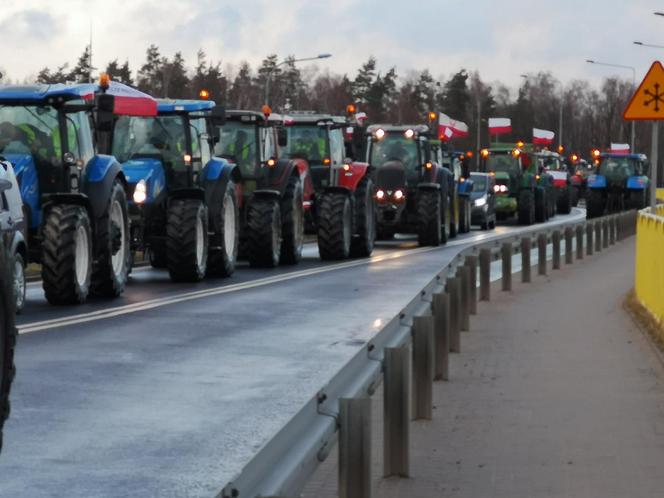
top-left (383, 346), bottom-right (409, 478)
top-left (501, 243), bottom-right (512, 291)
top-left (575, 225), bottom-right (583, 260)
top-left (446, 277), bottom-right (461, 353)
top-left (339, 397), bottom-right (372, 498)
top-left (479, 248), bottom-right (491, 301)
top-left (552, 230), bottom-right (561, 270)
top-left (537, 233), bottom-right (547, 276)
top-left (617, 213), bottom-right (624, 241)
top-left (586, 223), bottom-right (594, 256)
top-left (465, 255), bottom-right (478, 315)
top-left (456, 266), bottom-right (470, 332)
top-left (521, 237), bottom-right (531, 283)
top-left (432, 292), bottom-right (450, 381)
top-left (565, 226), bottom-right (574, 263)
top-left (595, 221), bottom-right (602, 252)
top-left (412, 315), bottom-right (434, 421)
top-left (609, 216), bottom-right (616, 245)
top-left (602, 219), bottom-right (609, 248)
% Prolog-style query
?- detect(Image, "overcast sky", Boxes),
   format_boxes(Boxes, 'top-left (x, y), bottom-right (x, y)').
top-left (1, 0), bottom-right (663, 89)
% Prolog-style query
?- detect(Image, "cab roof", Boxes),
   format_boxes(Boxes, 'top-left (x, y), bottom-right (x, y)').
top-left (600, 152), bottom-right (647, 161)
top-left (0, 83), bottom-right (99, 104)
top-left (283, 112), bottom-right (347, 126)
top-left (225, 109), bottom-right (284, 125)
top-left (366, 124), bottom-right (430, 136)
top-left (157, 99), bottom-right (216, 114)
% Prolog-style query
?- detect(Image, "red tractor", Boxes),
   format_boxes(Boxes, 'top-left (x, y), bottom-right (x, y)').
top-left (279, 112), bottom-right (376, 259)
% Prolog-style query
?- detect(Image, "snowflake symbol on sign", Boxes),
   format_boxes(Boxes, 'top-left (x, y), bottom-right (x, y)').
top-left (644, 83), bottom-right (664, 112)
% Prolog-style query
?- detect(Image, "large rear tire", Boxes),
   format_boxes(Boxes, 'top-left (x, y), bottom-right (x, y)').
top-left (449, 193), bottom-right (459, 238)
top-left (90, 181), bottom-right (130, 297)
top-left (318, 192), bottom-right (352, 260)
top-left (518, 189), bottom-right (535, 225)
top-left (280, 175), bottom-right (304, 265)
top-left (535, 188), bottom-right (547, 223)
top-left (627, 189), bottom-right (647, 210)
top-left (556, 186), bottom-right (572, 214)
top-left (208, 181), bottom-right (239, 277)
top-left (586, 189), bottom-right (605, 218)
top-left (246, 197), bottom-right (282, 268)
top-left (350, 177), bottom-right (376, 257)
top-left (42, 205), bottom-right (92, 305)
top-left (166, 199), bottom-right (208, 282)
top-left (458, 197), bottom-right (471, 233)
top-left (0, 244), bottom-right (16, 452)
top-left (417, 189), bottom-right (442, 246)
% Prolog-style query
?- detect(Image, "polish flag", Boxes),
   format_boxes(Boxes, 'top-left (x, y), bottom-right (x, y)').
top-left (532, 128), bottom-right (555, 146)
top-left (610, 143), bottom-right (630, 154)
top-left (488, 117), bottom-right (511, 135)
top-left (439, 126), bottom-right (454, 141)
top-left (437, 112), bottom-right (469, 140)
top-left (450, 119), bottom-right (469, 138)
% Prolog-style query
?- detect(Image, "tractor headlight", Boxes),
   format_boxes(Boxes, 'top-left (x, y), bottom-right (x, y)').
top-left (133, 180), bottom-right (147, 204)
top-left (393, 189), bottom-right (405, 201)
top-left (376, 189), bottom-right (386, 201)
top-left (474, 197), bottom-right (487, 207)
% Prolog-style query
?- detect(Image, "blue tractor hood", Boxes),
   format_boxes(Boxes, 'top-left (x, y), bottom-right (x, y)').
top-left (121, 157), bottom-right (166, 204)
top-left (3, 153), bottom-right (40, 228)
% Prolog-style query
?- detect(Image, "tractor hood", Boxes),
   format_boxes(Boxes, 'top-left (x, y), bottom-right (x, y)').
top-left (122, 157), bottom-right (166, 203)
top-left (375, 160), bottom-right (407, 191)
top-left (2, 153), bottom-right (33, 178)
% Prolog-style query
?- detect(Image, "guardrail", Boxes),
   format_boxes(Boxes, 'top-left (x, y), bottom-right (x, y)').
top-left (635, 205), bottom-right (664, 333)
top-left (219, 210), bottom-right (638, 498)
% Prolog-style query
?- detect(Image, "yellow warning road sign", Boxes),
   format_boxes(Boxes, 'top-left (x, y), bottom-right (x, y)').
top-left (624, 61), bottom-right (664, 120)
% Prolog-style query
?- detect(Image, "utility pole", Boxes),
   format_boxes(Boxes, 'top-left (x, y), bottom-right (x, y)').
top-left (476, 98), bottom-right (482, 171)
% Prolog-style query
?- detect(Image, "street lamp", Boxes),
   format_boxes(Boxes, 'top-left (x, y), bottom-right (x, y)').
top-left (633, 41), bottom-right (664, 49)
top-left (586, 59), bottom-right (636, 151)
top-left (521, 73), bottom-right (564, 149)
top-left (265, 53), bottom-right (332, 106)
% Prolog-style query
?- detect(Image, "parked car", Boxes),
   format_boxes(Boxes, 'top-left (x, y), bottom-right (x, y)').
top-left (0, 158), bottom-right (26, 312)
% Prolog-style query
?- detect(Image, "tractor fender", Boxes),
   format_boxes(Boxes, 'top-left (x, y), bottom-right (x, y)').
top-left (202, 160), bottom-right (237, 218)
top-left (322, 185), bottom-right (352, 197)
top-left (626, 175), bottom-right (649, 190)
top-left (417, 182), bottom-right (441, 191)
top-left (121, 157), bottom-right (166, 205)
top-left (587, 174), bottom-right (607, 189)
top-left (262, 158), bottom-right (299, 197)
top-left (337, 161), bottom-right (371, 192)
top-left (169, 187), bottom-right (206, 202)
top-left (83, 155), bottom-right (128, 221)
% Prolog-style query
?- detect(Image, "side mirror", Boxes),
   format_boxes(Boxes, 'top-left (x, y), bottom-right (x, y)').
top-left (0, 179), bottom-right (11, 193)
top-left (96, 94), bottom-right (115, 132)
top-left (210, 105), bottom-right (226, 126)
top-left (277, 127), bottom-right (288, 147)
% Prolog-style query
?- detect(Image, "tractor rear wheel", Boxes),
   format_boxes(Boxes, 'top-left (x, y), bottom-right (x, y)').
top-left (166, 199), bottom-right (208, 282)
top-left (518, 189), bottom-right (535, 225)
top-left (246, 197), bottom-right (282, 267)
top-left (350, 177), bottom-right (376, 257)
top-left (91, 181), bottom-right (131, 297)
top-left (557, 186), bottom-right (572, 214)
top-left (280, 175), bottom-right (304, 265)
top-left (449, 194), bottom-right (459, 238)
top-left (627, 189), bottom-right (647, 210)
top-left (318, 192), bottom-right (352, 260)
top-left (586, 189), bottom-right (605, 218)
top-left (0, 245), bottom-right (16, 452)
top-left (417, 189), bottom-right (442, 246)
top-left (42, 204), bottom-right (92, 304)
top-left (208, 181), bottom-right (239, 277)
top-left (535, 188), bottom-right (547, 223)
top-left (458, 197), bottom-right (471, 233)
top-left (148, 247), bottom-right (167, 268)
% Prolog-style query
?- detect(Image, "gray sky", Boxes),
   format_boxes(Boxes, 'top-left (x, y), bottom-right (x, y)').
top-left (1, 0), bottom-right (663, 89)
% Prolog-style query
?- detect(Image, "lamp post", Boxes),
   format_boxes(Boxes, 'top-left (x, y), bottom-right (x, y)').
top-left (586, 59), bottom-right (636, 151)
top-left (521, 73), bottom-right (564, 150)
top-left (264, 53), bottom-right (332, 106)
top-left (634, 41), bottom-right (664, 49)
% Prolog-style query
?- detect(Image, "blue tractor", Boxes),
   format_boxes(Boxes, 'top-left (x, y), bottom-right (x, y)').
top-left (110, 99), bottom-right (239, 281)
top-left (586, 152), bottom-right (650, 218)
top-left (0, 79), bottom-right (155, 304)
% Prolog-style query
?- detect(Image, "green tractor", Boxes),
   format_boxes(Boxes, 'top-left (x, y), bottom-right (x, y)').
top-left (481, 143), bottom-right (554, 224)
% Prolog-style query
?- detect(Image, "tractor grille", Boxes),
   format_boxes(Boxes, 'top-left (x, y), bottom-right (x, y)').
top-left (376, 161), bottom-right (407, 191)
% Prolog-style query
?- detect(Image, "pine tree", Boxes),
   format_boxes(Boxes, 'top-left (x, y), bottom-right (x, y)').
top-left (229, 62), bottom-right (255, 108)
top-left (106, 59), bottom-right (133, 86)
top-left (352, 57), bottom-right (377, 105)
top-left (69, 46), bottom-right (93, 83)
top-left (137, 44), bottom-right (164, 95)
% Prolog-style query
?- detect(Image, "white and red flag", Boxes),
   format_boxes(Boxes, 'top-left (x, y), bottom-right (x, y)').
top-left (437, 112), bottom-right (469, 141)
top-left (610, 143), bottom-right (630, 154)
top-left (532, 128), bottom-right (555, 146)
top-left (488, 117), bottom-right (511, 135)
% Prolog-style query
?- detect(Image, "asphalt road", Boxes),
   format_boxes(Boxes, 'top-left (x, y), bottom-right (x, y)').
top-left (0, 209), bottom-right (585, 498)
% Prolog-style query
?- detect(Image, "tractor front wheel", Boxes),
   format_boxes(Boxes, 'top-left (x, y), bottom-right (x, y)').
top-left (246, 197), bottom-right (282, 267)
top-left (0, 244), bottom-right (16, 452)
top-left (586, 189), bottom-right (605, 218)
top-left (350, 177), bottom-right (376, 257)
top-left (166, 199), bottom-right (208, 282)
top-left (518, 189), bottom-right (535, 225)
top-left (318, 192), bottom-right (352, 260)
top-left (557, 186), bottom-right (572, 214)
top-left (280, 175), bottom-right (304, 265)
top-left (42, 204), bottom-right (93, 304)
top-left (417, 189), bottom-right (442, 246)
top-left (208, 181), bottom-right (239, 277)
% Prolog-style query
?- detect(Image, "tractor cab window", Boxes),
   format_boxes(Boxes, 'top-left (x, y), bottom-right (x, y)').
top-left (65, 111), bottom-right (94, 165)
top-left (261, 126), bottom-right (276, 163)
top-left (282, 125), bottom-right (328, 165)
top-left (486, 154), bottom-right (520, 176)
top-left (112, 115), bottom-right (187, 169)
top-left (369, 133), bottom-right (419, 170)
top-left (329, 128), bottom-right (344, 166)
top-left (214, 121), bottom-right (259, 178)
top-left (189, 117), bottom-right (210, 167)
top-left (0, 104), bottom-right (60, 164)
top-left (598, 157), bottom-right (637, 180)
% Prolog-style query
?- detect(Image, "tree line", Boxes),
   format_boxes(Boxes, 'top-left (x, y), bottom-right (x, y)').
top-left (16, 45), bottom-right (659, 164)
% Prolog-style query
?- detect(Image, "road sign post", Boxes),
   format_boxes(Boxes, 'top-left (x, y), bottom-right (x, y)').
top-left (623, 60), bottom-right (664, 208)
